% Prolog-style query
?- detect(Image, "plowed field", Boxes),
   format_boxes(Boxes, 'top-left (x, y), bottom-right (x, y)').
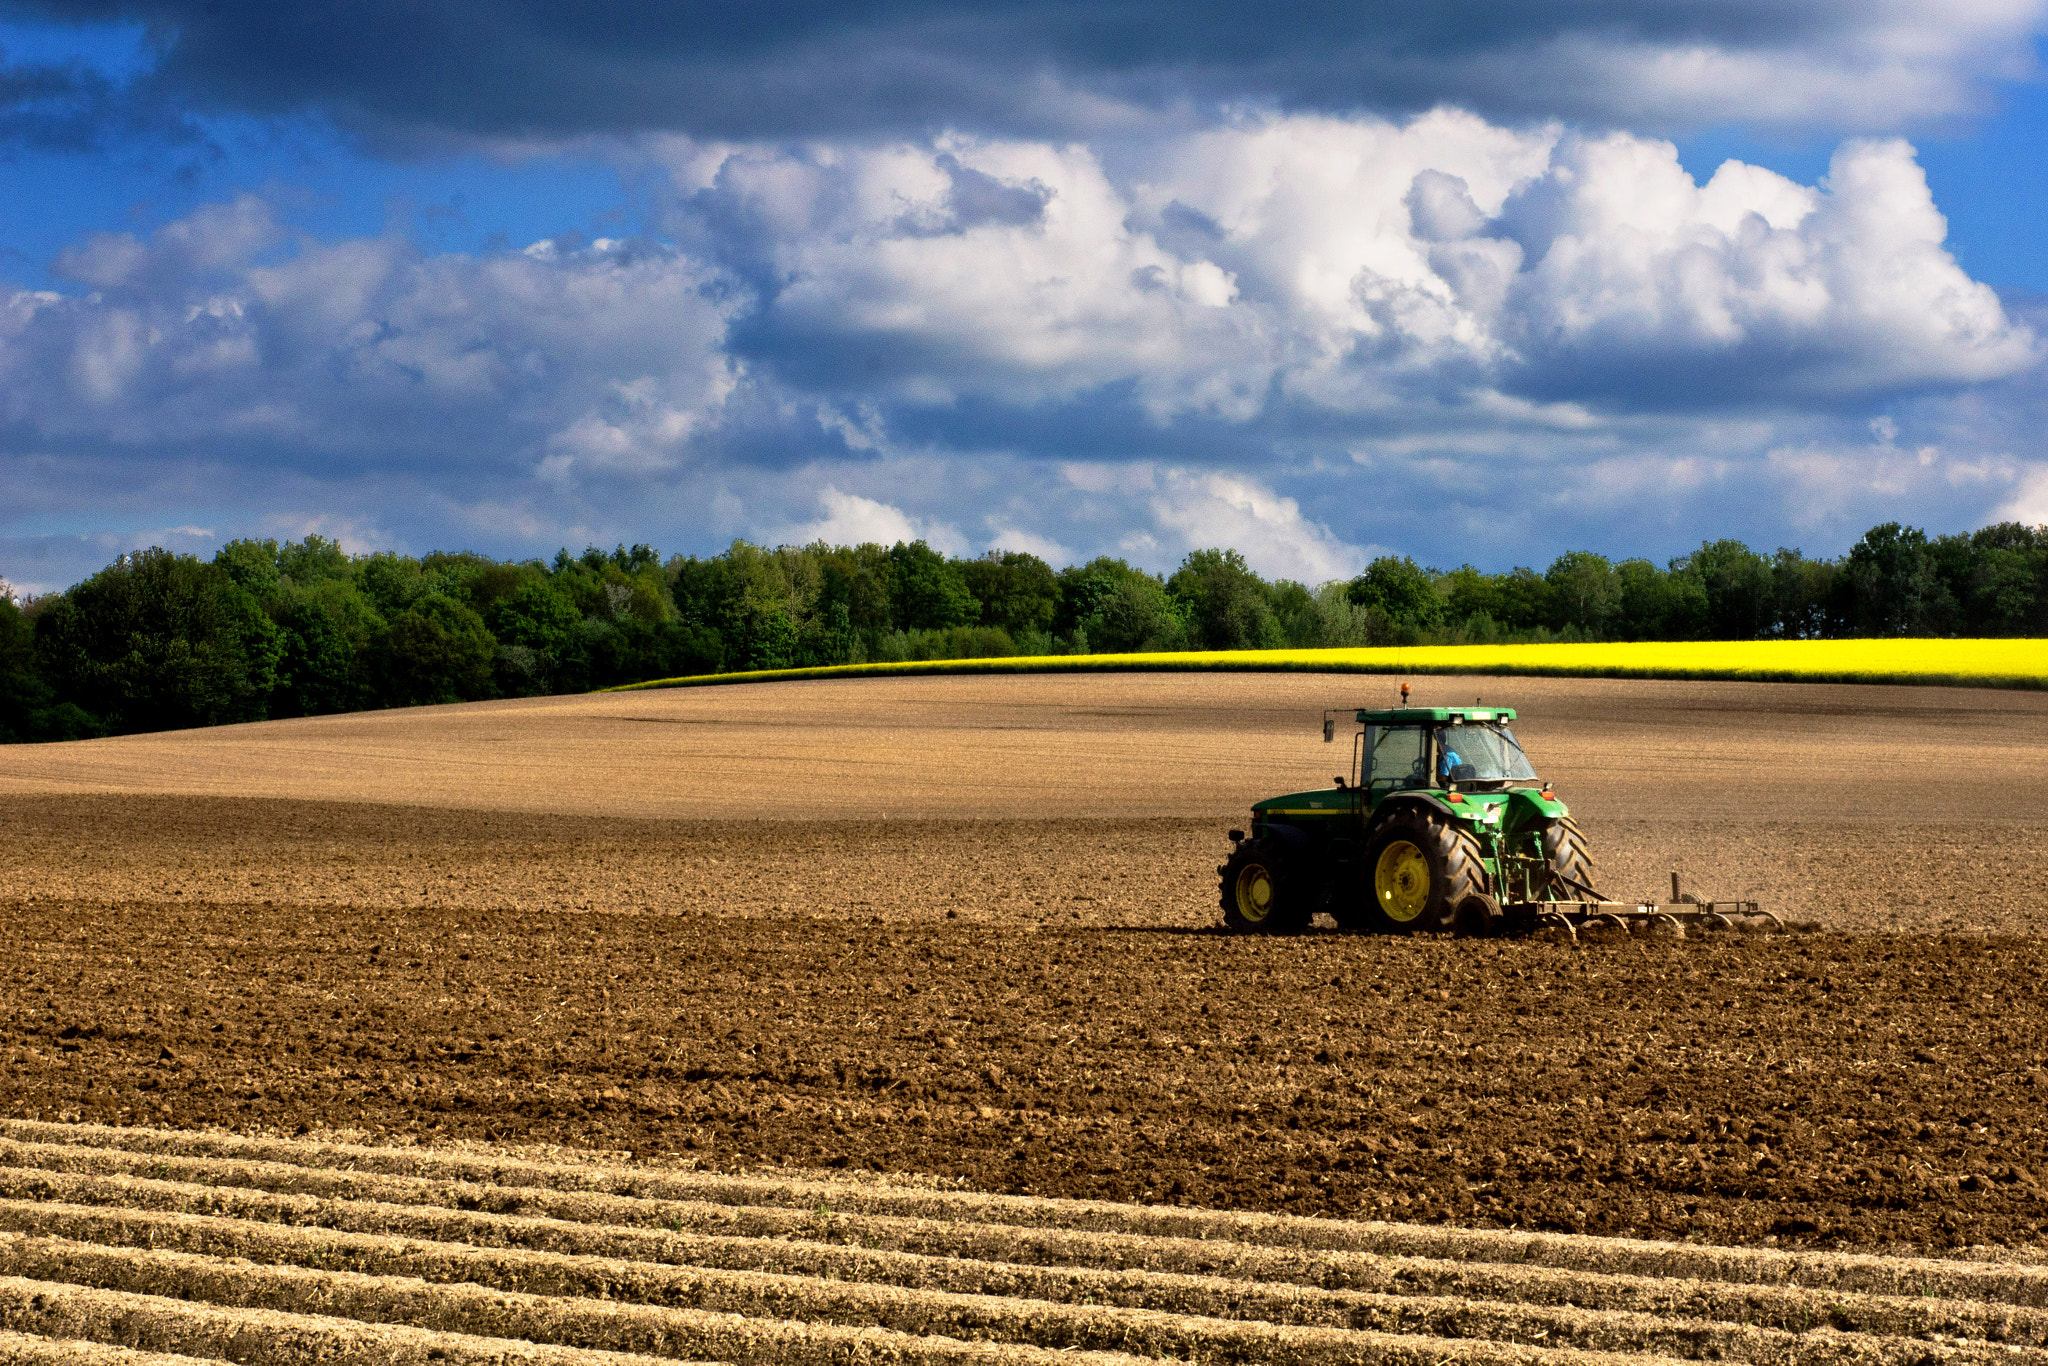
top-left (1, 670), bottom-right (2045, 1282)
top-left (0, 1121), bottom-right (2045, 1366)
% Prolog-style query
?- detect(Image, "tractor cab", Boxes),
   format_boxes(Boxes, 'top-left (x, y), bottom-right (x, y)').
top-left (1345, 707), bottom-right (1542, 801)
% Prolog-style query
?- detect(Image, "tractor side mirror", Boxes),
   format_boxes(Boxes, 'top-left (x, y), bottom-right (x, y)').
top-left (1322, 719), bottom-right (1335, 743)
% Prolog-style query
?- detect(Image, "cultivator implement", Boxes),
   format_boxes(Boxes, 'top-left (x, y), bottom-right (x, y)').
top-left (1511, 874), bottom-right (1784, 942)
top-left (1517, 899), bottom-right (1781, 941)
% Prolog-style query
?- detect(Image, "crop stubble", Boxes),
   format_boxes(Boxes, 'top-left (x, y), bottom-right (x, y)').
top-left (0, 1122), bottom-right (2042, 1366)
top-left (0, 671), bottom-right (2044, 1263)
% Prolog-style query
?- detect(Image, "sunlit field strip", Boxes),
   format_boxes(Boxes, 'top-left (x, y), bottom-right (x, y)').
top-left (610, 638), bottom-right (2048, 692)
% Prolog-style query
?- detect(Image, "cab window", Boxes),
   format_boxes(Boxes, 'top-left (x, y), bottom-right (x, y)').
top-left (1367, 726), bottom-right (1427, 789)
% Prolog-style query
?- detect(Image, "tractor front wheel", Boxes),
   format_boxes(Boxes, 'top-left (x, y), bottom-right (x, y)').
top-left (1219, 839), bottom-right (1309, 934)
top-left (1361, 809), bottom-right (1489, 934)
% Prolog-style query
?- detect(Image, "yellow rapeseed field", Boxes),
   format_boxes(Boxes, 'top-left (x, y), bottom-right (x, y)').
top-left (614, 637), bottom-right (2048, 691)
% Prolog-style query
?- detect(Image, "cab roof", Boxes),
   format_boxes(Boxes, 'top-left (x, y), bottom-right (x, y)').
top-left (1354, 706), bottom-right (1516, 724)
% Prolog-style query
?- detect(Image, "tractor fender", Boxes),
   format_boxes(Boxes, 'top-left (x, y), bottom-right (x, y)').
top-left (1504, 788), bottom-right (1569, 826)
top-left (1366, 792), bottom-right (1458, 830)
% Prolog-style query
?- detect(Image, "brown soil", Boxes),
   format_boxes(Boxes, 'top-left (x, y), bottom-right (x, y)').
top-left (0, 672), bottom-right (2045, 1257)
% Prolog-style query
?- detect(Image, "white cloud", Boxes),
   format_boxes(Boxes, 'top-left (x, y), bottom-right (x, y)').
top-left (776, 486), bottom-right (968, 554)
top-left (1483, 0), bottom-right (2047, 132)
top-left (675, 114), bottom-right (2034, 423)
top-left (1997, 467), bottom-right (2048, 524)
top-left (1067, 465), bottom-right (1372, 583)
top-left (4, 208), bottom-right (742, 479)
top-left (1497, 136), bottom-right (2036, 399)
top-left (5, 105), bottom-right (2047, 594)
top-left (984, 521), bottom-right (1075, 565)
top-left (1767, 431), bottom-right (2027, 531)
top-left (681, 135), bottom-right (1278, 420)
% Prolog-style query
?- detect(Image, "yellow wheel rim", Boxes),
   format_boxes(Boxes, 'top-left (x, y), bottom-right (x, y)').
top-left (1375, 840), bottom-right (1431, 923)
top-left (1234, 863), bottom-right (1274, 923)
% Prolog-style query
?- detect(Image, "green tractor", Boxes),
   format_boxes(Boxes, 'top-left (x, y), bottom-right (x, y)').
top-left (1219, 696), bottom-right (1596, 937)
top-left (1219, 694), bottom-right (1771, 937)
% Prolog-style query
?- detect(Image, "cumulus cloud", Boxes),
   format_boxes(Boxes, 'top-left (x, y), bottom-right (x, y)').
top-left (684, 135), bottom-right (1273, 419)
top-left (1498, 136), bottom-right (2037, 403)
top-left (6, 0), bottom-right (2043, 145)
top-left (1, 200), bottom-right (742, 474)
top-left (775, 485), bottom-right (968, 555)
top-left (2, 108), bottom-right (2044, 589)
top-left (682, 114), bottom-right (2033, 420)
top-left (1765, 416), bottom-right (2033, 531)
top-left (1140, 468), bottom-right (1374, 583)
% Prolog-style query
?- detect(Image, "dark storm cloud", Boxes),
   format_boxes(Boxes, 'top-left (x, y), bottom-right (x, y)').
top-left (0, 47), bottom-right (198, 150)
top-left (2, 0), bottom-right (2030, 142)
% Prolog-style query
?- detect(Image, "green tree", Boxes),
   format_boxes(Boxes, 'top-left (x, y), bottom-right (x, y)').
top-left (487, 578), bottom-right (581, 654)
top-left (484, 577), bottom-right (582, 695)
top-left (1082, 575), bottom-right (1188, 652)
top-left (1267, 580), bottom-right (1322, 647)
top-left (213, 538), bottom-right (283, 599)
top-left (0, 593), bottom-right (103, 742)
top-left (1959, 523), bottom-right (2045, 634)
top-left (276, 535), bottom-right (354, 585)
top-left (1168, 548), bottom-right (1281, 650)
top-left (1544, 551), bottom-right (1620, 635)
top-left (1345, 557), bottom-right (1445, 632)
top-left (1772, 550), bottom-right (1837, 639)
top-left (1614, 559), bottom-right (1706, 640)
top-left (377, 592), bottom-right (496, 705)
top-left (1836, 523), bottom-right (1959, 636)
top-left (354, 553), bottom-right (428, 620)
top-left (1055, 557), bottom-right (1139, 637)
top-left (269, 578), bottom-right (383, 716)
top-left (698, 539), bottom-right (811, 670)
top-left (960, 551), bottom-right (1059, 635)
top-left (886, 541), bottom-right (979, 630)
top-left (34, 548), bottom-right (282, 733)
top-left (1672, 540), bottom-right (1776, 639)
top-left (812, 543), bottom-right (895, 643)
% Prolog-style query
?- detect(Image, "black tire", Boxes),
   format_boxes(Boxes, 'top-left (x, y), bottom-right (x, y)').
top-left (1541, 816), bottom-right (1597, 899)
top-left (1219, 839), bottom-right (1310, 934)
top-left (1361, 808), bottom-right (1489, 934)
top-left (1452, 892), bottom-right (1504, 938)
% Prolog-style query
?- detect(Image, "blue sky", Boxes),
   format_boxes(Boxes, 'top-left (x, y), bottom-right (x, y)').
top-left (5, 1), bottom-right (2048, 594)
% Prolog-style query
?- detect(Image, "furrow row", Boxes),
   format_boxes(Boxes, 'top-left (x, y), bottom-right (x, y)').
top-left (0, 1241), bottom-right (1705, 1366)
top-left (0, 1277), bottom-right (733, 1366)
top-left (0, 1329), bottom-right (222, 1366)
top-left (5, 1130), bottom-right (2045, 1309)
top-left (2, 1188), bottom-right (2045, 1356)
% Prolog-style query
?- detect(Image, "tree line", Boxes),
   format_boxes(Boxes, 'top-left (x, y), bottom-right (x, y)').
top-left (3, 519), bottom-right (2044, 743)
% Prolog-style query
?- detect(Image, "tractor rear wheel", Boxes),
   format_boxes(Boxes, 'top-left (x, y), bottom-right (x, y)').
top-left (1541, 816), bottom-right (1597, 898)
top-left (1219, 839), bottom-right (1310, 934)
top-left (1361, 809), bottom-right (1489, 934)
